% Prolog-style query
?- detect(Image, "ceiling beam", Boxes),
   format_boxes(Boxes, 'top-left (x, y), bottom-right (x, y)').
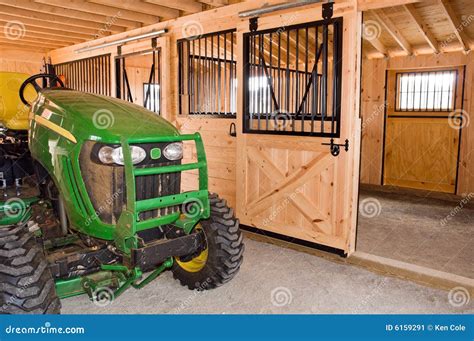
top-left (144, 0), bottom-right (203, 13)
top-left (403, 4), bottom-right (439, 53)
top-left (87, 0), bottom-right (179, 20)
top-left (0, 35), bottom-right (71, 47)
top-left (34, 0), bottom-right (159, 25)
top-left (17, 30), bottom-right (85, 44)
top-left (2, 0), bottom-right (140, 29)
top-left (198, 0), bottom-right (228, 7)
top-left (0, 13), bottom-right (109, 37)
top-left (0, 38), bottom-right (66, 49)
top-left (0, 5), bottom-right (125, 33)
top-left (0, 19), bottom-right (91, 40)
top-left (358, 0), bottom-right (420, 11)
top-left (363, 35), bottom-right (387, 57)
top-left (438, 0), bottom-right (471, 52)
top-left (0, 42), bottom-right (50, 52)
top-left (372, 9), bottom-right (412, 55)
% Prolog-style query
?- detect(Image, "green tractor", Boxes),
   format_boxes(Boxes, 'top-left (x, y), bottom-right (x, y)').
top-left (0, 72), bottom-right (244, 314)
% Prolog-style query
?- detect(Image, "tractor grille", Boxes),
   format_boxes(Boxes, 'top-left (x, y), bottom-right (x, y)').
top-left (135, 160), bottom-right (181, 221)
top-left (80, 141), bottom-right (181, 225)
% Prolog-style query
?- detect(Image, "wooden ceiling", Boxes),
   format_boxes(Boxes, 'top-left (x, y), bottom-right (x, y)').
top-left (0, 0), bottom-right (473, 59)
top-left (363, 0), bottom-right (474, 58)
top-left (0, 0), bottom-right (241, 52)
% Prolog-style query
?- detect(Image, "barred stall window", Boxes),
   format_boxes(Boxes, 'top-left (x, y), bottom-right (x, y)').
top-left (243, 18), bottom-right (343, 137)
top-left (54, 54), bottom-right (111, 96)
top-left (178, 30), bottom-right (237, 117)
top-left (395, 70), bottom-right (457, 112)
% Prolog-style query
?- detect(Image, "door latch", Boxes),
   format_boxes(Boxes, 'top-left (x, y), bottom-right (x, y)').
top-left (229, 122), bottom-right (237, 137)
top-left (322, 138), bottom-right (349, 156)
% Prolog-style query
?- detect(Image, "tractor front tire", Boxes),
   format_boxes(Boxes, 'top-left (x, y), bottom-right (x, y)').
top-left (0, 223), bottom-right (60, 314)
top-left (172, 193), bottom-right (244, 290)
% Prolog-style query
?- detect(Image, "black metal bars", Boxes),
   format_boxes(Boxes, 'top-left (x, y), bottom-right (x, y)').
top-left (243, 17), bottom-right (343, 137)
top-left (115, 48), bottom-right (162, 114)
top-left (395, 70), bottom-right (457, 112)
top-left (54, 54), bottom-right (111, 96)
top-left (178, 29), bottom-right (237, 117)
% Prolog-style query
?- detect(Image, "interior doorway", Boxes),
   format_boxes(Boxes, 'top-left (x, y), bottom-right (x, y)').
top-left (357, 3), bottom-right (473, 282)
top-left (115, 48), bottom-right (161, 114)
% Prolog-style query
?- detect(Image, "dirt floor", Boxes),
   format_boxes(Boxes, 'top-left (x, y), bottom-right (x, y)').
top-left (61, 237), bottom-right (473, 314)
top-left (357, 185), bottom-right (474, 279)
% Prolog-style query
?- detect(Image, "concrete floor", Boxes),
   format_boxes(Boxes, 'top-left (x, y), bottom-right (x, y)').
top-left (61, 238), bottom-right (473, 314)
top-left (357, 186), bottom-right (474, 278)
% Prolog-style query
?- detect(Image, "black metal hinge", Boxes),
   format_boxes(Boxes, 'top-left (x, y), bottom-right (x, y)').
top-left (322, 1), bottom-right (334, 21)
top-left (322, 138), bottom-right (349, 157)
top-left (249, 17), bottom-right (258, 32)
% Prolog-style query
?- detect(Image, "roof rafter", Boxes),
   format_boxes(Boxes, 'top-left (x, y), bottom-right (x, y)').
top-left (3, 0), bottom-right (141, 29)
top-left (438, 0), bottom-right (471, 52)
top-left (34, 0), bottom-right (159, 25)
top-left (0, 5), bottom-right (125, 33)
top-left (372, 9), bottom-right (412, 55)
top-left (87, 0), bottom-right (179, 20)
top-left (403, 4), bottom-right (439, 53)
top-left (144, 0), bottom-right (203, 13)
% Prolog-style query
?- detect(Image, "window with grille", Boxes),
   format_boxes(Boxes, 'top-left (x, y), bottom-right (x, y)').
top-left (243, 18), bottom-right (343, 137)
top-left (54, 54), bottom-right (111, 96)
top-left (395, 70), bottom-right (457, 112)
top-left (178, 29), bottom-right (237, 117)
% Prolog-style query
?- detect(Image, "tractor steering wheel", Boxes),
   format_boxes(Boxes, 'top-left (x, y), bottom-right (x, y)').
top-left (19, 74), bottom-right (65, 107)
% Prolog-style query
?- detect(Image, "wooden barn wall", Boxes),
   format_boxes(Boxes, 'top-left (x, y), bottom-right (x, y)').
top-left (0, 48), bottom-right (44, 74)
top-left (360, 51), bottom-right (474, 195)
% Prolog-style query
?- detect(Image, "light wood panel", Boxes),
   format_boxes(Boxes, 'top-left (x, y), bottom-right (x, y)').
top-left (177, 117), bottom-right (236, 209)
top-left (384, 117), bottom-right (460, 193)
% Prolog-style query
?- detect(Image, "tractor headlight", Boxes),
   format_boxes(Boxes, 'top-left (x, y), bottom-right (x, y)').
top-left (98, 145), bottom-right (146, 165)
top-left (163, 142), bottom-right (183, 161)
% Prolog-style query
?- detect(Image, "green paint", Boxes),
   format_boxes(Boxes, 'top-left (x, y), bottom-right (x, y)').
top-left (150, 147), bottom-right (161, 159)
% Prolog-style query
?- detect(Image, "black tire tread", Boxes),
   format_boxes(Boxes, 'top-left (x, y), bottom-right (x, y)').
top-left (172, 193), bottom-right (244, 290)
top-left (0, 223), bottom-right (60, 314)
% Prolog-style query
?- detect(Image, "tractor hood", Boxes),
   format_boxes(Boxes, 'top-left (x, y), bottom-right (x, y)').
top-left (35, 89), bottom-right (179, 144)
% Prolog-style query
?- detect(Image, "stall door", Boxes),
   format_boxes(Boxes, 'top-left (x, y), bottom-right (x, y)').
top-left (236, 10), bottom-right (361, 254)
top-left (383, 67), bottom-right (464, 194)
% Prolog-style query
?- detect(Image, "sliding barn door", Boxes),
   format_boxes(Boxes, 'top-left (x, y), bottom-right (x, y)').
top-left (236, 9), bottom-right (361, 254)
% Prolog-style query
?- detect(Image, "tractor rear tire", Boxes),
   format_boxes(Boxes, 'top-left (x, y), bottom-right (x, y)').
top-left (172, 193), bottom-right (244, 290)
top-left (0, 223), bottom-right (60, 314)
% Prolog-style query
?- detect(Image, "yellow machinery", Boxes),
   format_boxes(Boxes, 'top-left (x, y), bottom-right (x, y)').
top-left (0, 72), bottom-right (35, 130)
